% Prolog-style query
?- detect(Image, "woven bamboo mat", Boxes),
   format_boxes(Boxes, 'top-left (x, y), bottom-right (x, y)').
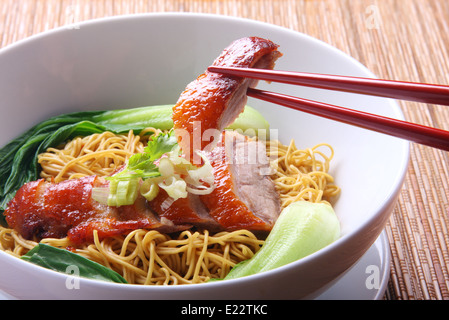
top-left (1, 0), bottom-right (448, 300)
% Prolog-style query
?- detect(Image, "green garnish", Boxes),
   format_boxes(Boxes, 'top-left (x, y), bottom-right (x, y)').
top-left (109, 130), bottom-right (178, 182)
top-left (21, 243), bottom-right (127, 284)
top-left (99, 130), bottom-right (179, 206)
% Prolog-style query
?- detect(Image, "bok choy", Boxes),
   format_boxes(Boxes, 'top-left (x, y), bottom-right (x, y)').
top-left (221, 201), bottom-right (340, 280)
top-left (21, 243), bottom-right (127, 284)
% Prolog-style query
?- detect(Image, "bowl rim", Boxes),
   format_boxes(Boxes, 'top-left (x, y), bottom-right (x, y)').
top-left (0, 12), bottom-right (410, 294)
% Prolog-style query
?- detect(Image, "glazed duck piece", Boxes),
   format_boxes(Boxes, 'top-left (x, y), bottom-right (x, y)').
top-left (150, 131), bottom-right (281, 233)
top-left (172, 37), bottom-right (282, 164)
top-left (200, 131), bottom-right (281, 233)
top-left (4, 176), bottom-right (188, 244)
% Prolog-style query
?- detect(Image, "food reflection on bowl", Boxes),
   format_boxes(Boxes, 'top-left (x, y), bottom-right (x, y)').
top-left (0, 13), bottom-right (409, 299)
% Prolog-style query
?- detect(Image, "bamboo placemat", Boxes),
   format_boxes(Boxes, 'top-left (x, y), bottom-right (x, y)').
top-left (1, 0), bottom-right (448, 300)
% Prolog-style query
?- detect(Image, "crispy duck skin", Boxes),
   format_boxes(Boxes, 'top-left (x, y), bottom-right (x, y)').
top-left (3, 176), bottom-right (187, 244)
top-left (172, 37), bottom-right (282, 163)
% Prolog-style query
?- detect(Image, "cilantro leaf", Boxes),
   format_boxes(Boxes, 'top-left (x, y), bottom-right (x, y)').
top-left (107, 130), bottom-right (178, 182)
top-left (144, 129), bottom-right (179, 161)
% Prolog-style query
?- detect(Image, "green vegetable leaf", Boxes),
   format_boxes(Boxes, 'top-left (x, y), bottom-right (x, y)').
top-left (0, 119), bottom-right (107, 215)
top-left (221, 201), bottom-right (340, 280)
top-left (144, 129), bottom-right (179, 161)
top-left (127, 153), bottom-right (152, 169)
top-left (21, 243), bottom-right (127, 284)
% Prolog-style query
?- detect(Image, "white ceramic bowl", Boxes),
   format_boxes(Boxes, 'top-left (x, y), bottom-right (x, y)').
top-left (0, 13), bottom-right (409, 299)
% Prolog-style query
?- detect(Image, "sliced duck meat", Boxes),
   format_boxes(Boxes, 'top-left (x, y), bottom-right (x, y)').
top-left (200, 131), bottom-right (281, 232)
top-left (147, 189), bottom-right (222, 232)
top-left (3, 176), bottom-right (188, 245)
top-left (172, 37), bottom-right (282, 164)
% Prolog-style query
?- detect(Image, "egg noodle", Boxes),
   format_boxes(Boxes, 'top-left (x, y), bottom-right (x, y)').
top-left (37, 127), bottom-right (162, 183)
top-left (266, 139), bottom-right (340, 208)
top-left (0, 128), bottom-right (339, 285)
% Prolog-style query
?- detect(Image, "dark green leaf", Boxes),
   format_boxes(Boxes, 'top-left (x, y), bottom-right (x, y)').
top-left (21, 243), bottom-right (127, 284)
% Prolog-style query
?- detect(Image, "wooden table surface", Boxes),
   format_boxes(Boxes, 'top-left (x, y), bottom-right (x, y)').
top-left (1, 0), bottom-right (448, 300)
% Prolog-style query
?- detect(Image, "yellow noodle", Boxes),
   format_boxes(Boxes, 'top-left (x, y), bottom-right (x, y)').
top-left (267, 140), bottom-right (340, 208)
top-left (38, 128), bottom-right (161, 182)
top-left (0, 129), bottom-right (339, 285)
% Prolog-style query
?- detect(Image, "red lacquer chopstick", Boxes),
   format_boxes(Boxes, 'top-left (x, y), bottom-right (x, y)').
top-left (207, 66), bottom-right (449, 151)
top-left (247, 88), bottom-right (449, 152)
top-left (208, 66), bottom-right (449, 106)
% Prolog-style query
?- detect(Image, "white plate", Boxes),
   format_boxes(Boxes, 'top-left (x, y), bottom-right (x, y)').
top-left (315, 231), bottom-right (390, 300)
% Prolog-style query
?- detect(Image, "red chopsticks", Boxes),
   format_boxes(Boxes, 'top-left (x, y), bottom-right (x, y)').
top-left (207, 66), bottom-right (449, 106)
top-left (247, 88), bottom-right (449, 151)
top-left (207, 66), bottom-right (449, 152)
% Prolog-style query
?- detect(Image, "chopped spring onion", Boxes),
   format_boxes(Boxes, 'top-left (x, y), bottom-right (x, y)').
top-left (140, 180), bottom-right (159, 202)
top-left (158, 157), bottom-right (175, 177)
top-left (92, 130), bottom-right (216, 206)
top-left (158, 176), bottom-right (188, 200)
top-left (109, 179), bottom-right (140, 207)
top-left (185, 153), bottom-right (215, 195)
